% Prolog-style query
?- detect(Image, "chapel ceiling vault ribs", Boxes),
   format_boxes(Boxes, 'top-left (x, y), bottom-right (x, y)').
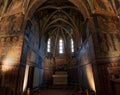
top-left (32, 0), bottom-right (86, 56)
top-left (34, 0), bottom-right (85, 45)
top-left (0, 0), bottom-right (120, 18)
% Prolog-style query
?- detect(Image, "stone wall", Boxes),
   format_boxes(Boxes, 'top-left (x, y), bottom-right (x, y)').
top-left (0, 0), bottom-right (120, 95)
top-left (77, 35), bottom-right (96, 93)
top-left (19, 18), bottom-right (43, 94)
top-left (92, 15), bottom-right (120, 95)
top-left (0, 13), bottom-right (24, 95)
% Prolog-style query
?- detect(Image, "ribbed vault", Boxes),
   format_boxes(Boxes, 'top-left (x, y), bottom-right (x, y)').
top-left (32, 0), bottom-right (87, 56)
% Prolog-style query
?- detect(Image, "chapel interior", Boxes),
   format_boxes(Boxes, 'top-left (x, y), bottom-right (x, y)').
top-left (0, 0), bottom-right (120, 95)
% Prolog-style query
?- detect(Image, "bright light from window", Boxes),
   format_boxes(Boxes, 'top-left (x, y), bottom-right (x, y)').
top-left (47, 38), bottom-right (51, 52)
top-left (59, 43), bottom-right (63, 46)
top-left (59, 39), bottom-right (63, 43)
top-left (71, 39), bottom-right (74, 52)
top-left (59, 46), bottom-right (63, 49)
top-left (59, 50), bottom-right (63, 53)
top-left (47, 48), bottom-right (50, 52)
top-left (59, 39), bottom-right (64, 54)
top-left (72, 48), bottom-right (74, 52)
top-left (48, 41), bottom-right (50, 44)
top-left (47, 45), bottom-right (50, 48)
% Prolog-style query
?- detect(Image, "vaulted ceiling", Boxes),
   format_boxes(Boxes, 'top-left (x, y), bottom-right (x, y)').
top-left (0, 0), bottom-right (120, 18)
top-left (0, 0), bottom-right (119, 53)
top-left (33, 1), bottom-right (84, 40)
top-left (31, 0), bottom-right (86, 56)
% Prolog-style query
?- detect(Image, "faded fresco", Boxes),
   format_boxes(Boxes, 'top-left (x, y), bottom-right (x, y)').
top-left (97, 16), bottom-right (119, 32)
top-left (92, 0), bottom-right (116, 15)
top-left (0, 0), bottom-right (31, 16)
top-left (0, 3), bottom-right (24, 94)
top-left (96, 33), bottom-right (120, 57)
top-left (0, 0), bottom-right (119, 95)
top-left (0, 0), bottom-right (4, 16)
top-left (0, 35), bottom-right (23, 95)
top-left (0, 13), bottom-right (24, 35)
top-left (113, 0), bottom-right (120, 12)
top-left (107, 66), bottom-right (120, 81)
top-left (3, 0), bottom-right (24, 16)
top-left (0, 66), bottom-right (18, 95)
top-left (0, 21), bottom-right (22, 94)
top-left (85, 0), bottom-right (120, 16)
top-left (5, 0), bottom-right (23, 11)
top-left (0, 36), bottom-right (22, 65)
top-left (94, 15), bottom-right (120, 58)
top-left (0, 13), bottom-right (24, 64)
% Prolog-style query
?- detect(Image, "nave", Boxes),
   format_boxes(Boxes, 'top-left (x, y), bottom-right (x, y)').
top-left (0, 0), bottom-right (120, 95)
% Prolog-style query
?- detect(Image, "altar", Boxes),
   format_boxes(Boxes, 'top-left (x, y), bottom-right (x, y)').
top-left (52, 71), bottom-right (68, 85)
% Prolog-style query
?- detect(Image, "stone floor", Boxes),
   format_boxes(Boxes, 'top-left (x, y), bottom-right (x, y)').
top-left (32, 89), bottom-right (81, 95)
top-left (31, 85), bottom-right (84, 95)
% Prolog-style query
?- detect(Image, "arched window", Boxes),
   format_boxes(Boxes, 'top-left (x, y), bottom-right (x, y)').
top-left (59, 39), bottom-right (64, 54)
top-left (47, 38), bottom-right (51, 52)
top-left (71, 39), bottom-right (74, 52)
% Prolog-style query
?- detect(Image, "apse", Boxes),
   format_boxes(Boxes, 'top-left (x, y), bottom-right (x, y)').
top-left (29, 0), bottom-right (96, 90)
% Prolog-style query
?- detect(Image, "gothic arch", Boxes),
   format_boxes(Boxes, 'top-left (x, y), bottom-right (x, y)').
top-left (25, 0), bottom-right (90, 20)
top-left (23, 0), bottom-right (91, 47)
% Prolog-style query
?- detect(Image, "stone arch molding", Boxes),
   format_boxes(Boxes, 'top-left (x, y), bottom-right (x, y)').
top-left (25, 0), bottom-right (90, 20)
top-left (23, 0), bottom-right (92, 48)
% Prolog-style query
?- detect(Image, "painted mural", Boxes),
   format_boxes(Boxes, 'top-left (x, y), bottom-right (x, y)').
top-left (92, 0), bottom-right (116, 15)
top-left (0, 13), bottom-right (23, 35)
top-left (94, 15), bottom-right (120, 58)
top-left (2, 0), bottom-right (24, 16)
top-left (0, 0), bottom-right (120, 95)
top-left (0, 35), bottom-right (23, 65)
top-left (0, 66), bottom-right (19, 95)
top-left (96, 16), bottom-right (120, 32)
top-left (5, 0), bottom-right (23, 11)
top-left (0, 0), bottom-right (4, 16)
top-left (113, 0), bottom-right (120, 12)
top-left (0, 35), bottom-right (23, 95)
top-left (97, 33), bottom-right (120, 57)
top-left (107, 66), bottom-right (120, 80)
top-left (0, 5), bottom-right (24, 94)
top-left (0, 0), bottom-right (31, 17)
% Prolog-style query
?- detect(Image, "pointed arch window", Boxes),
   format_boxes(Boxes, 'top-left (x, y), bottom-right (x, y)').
top-left (59, 39), bottom-right (64, 54)
top-left (71, 39), bottom-right (74, 53)
top-left (47, 38), bottom-right (51, 52)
